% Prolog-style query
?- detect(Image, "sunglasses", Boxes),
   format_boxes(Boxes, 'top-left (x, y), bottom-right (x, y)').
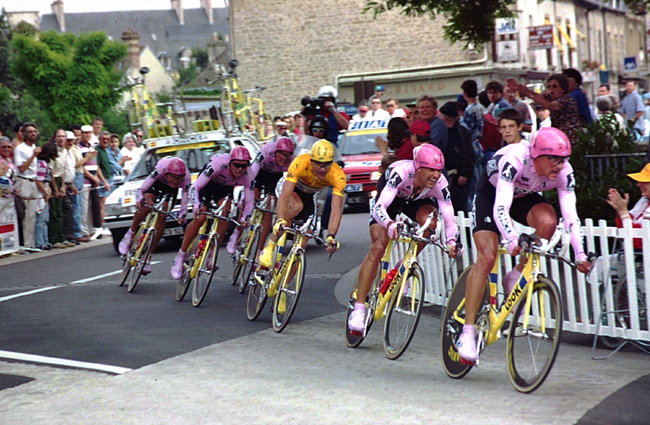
top-left (166, 172), bottom-right (184, 181)
top-left (231, 161), bottom-right (250, 169)
top-left (276, 151), bottom-right (291, 158)
top-left (311, 160), bottom-right (333, 170)
top-left (543, 155), bottom-right (568, 165)
top-left (311, 128), bottom-right (325, 133)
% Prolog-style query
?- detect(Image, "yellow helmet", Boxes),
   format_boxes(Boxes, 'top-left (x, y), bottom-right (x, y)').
top-left (310, 140), bottom-right (334, 162)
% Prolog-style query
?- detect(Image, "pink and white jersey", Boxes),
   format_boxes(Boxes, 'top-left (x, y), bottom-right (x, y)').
top-left (192, 153), bottom-right (254, 216)
top-left (486, 143), bottom-right (586, 261)
top-left (250, 141), bottom-right (294, 177)
top-left (372, 160), bottom-right (457, 245)
top-left (138, 156), bottom-right (192, 212)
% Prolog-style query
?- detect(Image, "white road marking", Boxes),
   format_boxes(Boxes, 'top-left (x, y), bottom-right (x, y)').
top-left (0, 350), bottom-right (132, 374)
top-left (0, 286), bottom-right (60, 302)
top-left (70, 261), bottom-right (163, 284)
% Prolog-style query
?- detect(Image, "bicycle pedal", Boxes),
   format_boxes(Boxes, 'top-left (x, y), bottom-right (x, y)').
top-left (459, 358), bottom-right (475, 366)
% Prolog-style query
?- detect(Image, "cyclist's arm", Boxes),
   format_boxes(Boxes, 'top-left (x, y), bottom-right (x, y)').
top-left (327, 193), bottom-right (343, 237)
top-left (276, 178), bottom-right (296, 223)
top-left (557, 173), bottom-right (587, 263)
top-left (371, 169), bottom-right (401, 228)
top-left (240, 178), bottom-right (255, 218)
top-left (435, 179), bottom-right (458, 245)
top-left (191, 165), bottom-right (213, 210)
top-left (493, 179), bottom-right (518, 245)
top-left (178, 176), bottom-right (192, 214)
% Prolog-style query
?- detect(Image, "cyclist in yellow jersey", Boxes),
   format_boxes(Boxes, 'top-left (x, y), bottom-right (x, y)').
top-left (258, 140), bottom-right (345, 267)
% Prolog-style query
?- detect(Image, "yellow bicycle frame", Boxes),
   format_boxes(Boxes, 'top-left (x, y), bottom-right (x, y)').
top-left (189, 215), bottom-right (221, 279)
top-left (129, 208), bottom-right (163, 267)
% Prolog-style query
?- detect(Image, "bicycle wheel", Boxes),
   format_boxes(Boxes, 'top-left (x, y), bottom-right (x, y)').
top-left (119, 228), bottom-right (142, 287)
top-left (238, 227), bottom-right (261, 294)
top-left (613, 276), bottom-right (650, 347)
top-left (176, 240), bottom-right (197, 302)
top-left (191, 237), bottom-right (219, 307)
top-left (272, 251), bottom-right (306, 333)
top-left (507, 277), bottom-right (562, 393)
top-left (231, 228), bottom-right (247, 286)
top-left (383, 263), bottom-right (425, 360)
top-left (246, 270), bottom-right (269, 321)
top-left (127, 229), bottom-right (154, 293)
top-left (441, 265), bottom-right (488, 379)
top-left (345, 266), bottom-right (380, 349)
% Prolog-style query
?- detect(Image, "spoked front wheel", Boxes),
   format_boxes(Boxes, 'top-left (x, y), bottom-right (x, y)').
top-left (238, 228), bottom-right (261, 294)
top-left (507, 277), bottom-right (563, 393)
top-left (383, 263), bottom-right (425, 360)
top-left (127, 229), bottom-right (154, 293)
top-left (191, 238), bottom-right (219, 307)
top-left (246, 270), bottom-right (268, 321)
top-left (176, 241), bottom-right (197, 301)
top-left (272, 251), bottom-right (306, 333)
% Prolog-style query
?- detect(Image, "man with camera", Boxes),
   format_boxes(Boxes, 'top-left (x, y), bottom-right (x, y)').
top-left (302, 85), bottom-right (350, 146)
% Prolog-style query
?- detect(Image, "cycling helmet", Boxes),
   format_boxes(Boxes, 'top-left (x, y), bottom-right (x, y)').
top-left (529, 127), bottom-right (571, 159)
top-left (317, 85), bottom-right (337, 100)
top-left (230, 146), bottom-right (252, 162)
top-left (275, 137), bottom-right (294, 153)
top-left (309, 116), bottom-right (328, 129)
top-left (413, 144), bottom-right (444, 170)
top-left (310, 140), bottom-right (335, 163)
top-left (167, 157), bottom-right (187, 175)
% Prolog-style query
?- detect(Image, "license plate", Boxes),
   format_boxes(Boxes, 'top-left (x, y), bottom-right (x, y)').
top-left (345, 183), bottom-right (362, 193)
top-left (163, 227), bottom-right (184, 237)
top-left (121, 189), bottom-right (137, 207)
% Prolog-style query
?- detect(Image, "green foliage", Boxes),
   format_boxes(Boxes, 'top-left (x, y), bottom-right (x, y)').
top-left (100, 107), bottom-right (130, 138)
top-left (363, 0), bottom-right (517, 47)
top-left (177, 64), bottom-right (198, 87)
top-left (192, 47), bottom-right (209, 70)
top-left (10, 30), bottom-right (126, 127)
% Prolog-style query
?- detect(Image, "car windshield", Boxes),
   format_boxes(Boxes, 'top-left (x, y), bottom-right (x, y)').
top-left (339, 132), bottom-right (383, 156)
top-left (128, 138), bottom-right (258, 181)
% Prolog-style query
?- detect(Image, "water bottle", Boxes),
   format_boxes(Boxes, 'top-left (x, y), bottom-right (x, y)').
top-left (379, 267), bottom-right (398, 295)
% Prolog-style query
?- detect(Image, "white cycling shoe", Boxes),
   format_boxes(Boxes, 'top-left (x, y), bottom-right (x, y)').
top-left (348, 306), bottom-right (367, 333)
top-left (456, 325), bottom-right (478, 362)
top-left (118, 229), bottom-right (134, 255)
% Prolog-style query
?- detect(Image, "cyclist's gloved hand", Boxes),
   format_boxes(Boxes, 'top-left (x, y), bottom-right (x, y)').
top-left (387, 221), bottom-right (403, 239)
top-left (177, 213), bottom-right (187, 225)
top-left (505, 237), bottom-right (521, 256)
top-left (273, 219), bottom-right (287, 236)
top-left (325, 235), bottom-right (339, 253)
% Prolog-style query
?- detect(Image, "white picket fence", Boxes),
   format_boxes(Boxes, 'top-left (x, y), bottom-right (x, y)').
top-left (390, 212), bottom-right (649, 342)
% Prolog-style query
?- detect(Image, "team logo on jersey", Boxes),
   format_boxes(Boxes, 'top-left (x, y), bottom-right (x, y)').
top-left (203, 165), bottom-right (215, 177)
top-left (441, 186), bottom-right (451, 202)
top-left (254, 152), bottom-right (264, 163)
top-left (566, 172), bottom-right (575, 191)
top-left (150, 169), bottom-right (159, 179)
top-left (486, 154), bottom-right (502, 178)
top-left (484, 216), bottom-right (492, 223)
top-left (387, 172), bottom-right (402, 189)
top-left (500, 162), bottom-right (517, 182)
top-left (220, 164), bottom-right (228, 170)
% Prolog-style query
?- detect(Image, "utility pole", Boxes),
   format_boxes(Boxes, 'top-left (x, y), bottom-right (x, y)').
top-left (227, 0), bottom-right (236, 61)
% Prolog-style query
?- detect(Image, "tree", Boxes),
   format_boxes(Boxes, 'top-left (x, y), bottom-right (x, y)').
top-left (192, 46), bottom-right (209, 70)
top-left (10, 30), bottom-right (126, 127)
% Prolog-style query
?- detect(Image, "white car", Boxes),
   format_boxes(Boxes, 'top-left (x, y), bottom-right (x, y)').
top-left (104, 131), bottom-right (260, 253)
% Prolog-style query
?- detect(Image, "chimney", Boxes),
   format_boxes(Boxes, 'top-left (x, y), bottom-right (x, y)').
top-left (171, 0), bottom-right (184, 25)
top-left (207, 33), bottom-right (218, 63)
top-left (121, 30), bottom-right (141, 77)
top-left (51, 0), bottom-right (65, 32)
top-left (201, 0), bottom-right (213, 24)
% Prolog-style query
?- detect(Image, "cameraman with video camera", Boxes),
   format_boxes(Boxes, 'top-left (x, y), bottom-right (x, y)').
top-left (302, 85), bottom-right (350, 146)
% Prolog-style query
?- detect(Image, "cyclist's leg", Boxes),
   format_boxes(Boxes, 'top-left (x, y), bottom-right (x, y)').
top-left (172, 205), bottom-right (207, 279)
top-left (119, 194), bottom-right (156, 255)
top-left (412, 202), bottom-right (436, 254)
top-left (258, 191), bottom-right (302, 267)
top-left (215, 196), bottom-right (232, 250)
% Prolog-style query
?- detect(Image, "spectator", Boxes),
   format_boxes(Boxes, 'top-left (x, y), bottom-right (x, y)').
top-left (439, 102), bottom-right (475, 214)
top-left (90, 117), bottom-right (103, 146)
top-left (293, 113), bottom-right (304, 136)
top-left (13, 122), bottom-right (41, 248)
top-left (375, 117), bottom-right (413, 160)
top-left (407, 120), bottom-right (433, 149)
top-left (485, 80), bottom-right (512, 118)
top-left (60, 131), bottom-right (78, 245)
top-left (68, 124), bottom-right (82, 140)
top-left (48, 129), bottom-right (74, 248)
top-left (121, 133), bottom-right (143, 175)
top-left (374, 85), bottom-right (385, 99)
top-left (598, 83), bottom-right (611, 97)
top-left (405, 102), bottom-right (419, 126)
top-left (108, 134), bottom-right (129, 179)
top-left (65, 131), bottom-right (88, 243)
top-left (619, 80), bottom-right (646, 139)
top-left (79, 125), bottom-right (107, 238)
top-left (385, 98), bottom-right (406, 119)
top-left (607, 163), bottom-right (650, 250)
top-left (11, 122), bottom-right (23, 151)
top-left (596, 96), bottom-right (626, 136)
top-left (275, 120), bottom-right (289, 137)
top-left (460, 79), bottom-right (485, 212)
top-left (95, 131), bottom-right (114, 232)
top-left (34, 143), bottom-right (58, 250)
top-left (497, 109), bottom-right (525, 145)
top-left (503, 85), bottom-right (533, 132)
top-left (533, 103), bottom-right (552, 128)
top-left (368, 95), bottom-right (390, 120)
top-left (507, 74), bottom-right (580, 144)
top-left (282, 115), bottom-right (295, 132)
top-left (478, 90), bottom-right (491, 108)
top-left (562, 68), bottom-right (593, 125)
top-left (133, 128), bottom-right (144, 148)
top-left (303, 85), bottom-right (349, 146)
top-left (351, 102), bottom-right (369, 122)
top-left (417, 95), bottom-right (448, 153)
top-left (0, 137), bottom-right (18, 247)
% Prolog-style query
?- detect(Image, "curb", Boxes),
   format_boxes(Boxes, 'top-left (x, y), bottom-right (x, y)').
top-left (0, 237), bottom-right (112, 267)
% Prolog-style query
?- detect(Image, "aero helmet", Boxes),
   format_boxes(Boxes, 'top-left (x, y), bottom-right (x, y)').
top-left (529, 127), bottom-right (571, 159)
top-left (310, 140), bottom-right (335, 163)
top-left (275, 137), bottom-right (294, 153)
top-left (230, 146), bottom-right (252, 162)
top-left (413, 144), bottom-right (444, 170)
top-left (167, 157), bottom-right (187, 175)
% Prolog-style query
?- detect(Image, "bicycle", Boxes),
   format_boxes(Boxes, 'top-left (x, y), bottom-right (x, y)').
top-left (175, 196), bottom-right (234, 307)
top-left (440, 227), bottom-right (593, 393)
top-left (246, 213), bottom-right (333, 332)
top-left (119, 194), bottom-right (175, 293)
top-left (231, 192), bottom-right (276, 293)
top-left (345, 212), bottom-right (447, 360)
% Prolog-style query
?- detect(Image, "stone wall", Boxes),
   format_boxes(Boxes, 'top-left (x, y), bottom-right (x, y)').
top-left (232, 0), bottom-right (469, 116)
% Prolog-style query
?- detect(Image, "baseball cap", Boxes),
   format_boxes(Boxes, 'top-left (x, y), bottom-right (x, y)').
top-left (439, 102), bottom-right (459, 118)
top-left (81, 125), bottom-right (93, 132)
top-left (65, 131), bottom-right (76, 139)
top-left (375, 85), bottom-right (385, 92)
top-left (628, 163), bottom-right (650, 182)
top-left (408, 120), bottom-right (431, 137)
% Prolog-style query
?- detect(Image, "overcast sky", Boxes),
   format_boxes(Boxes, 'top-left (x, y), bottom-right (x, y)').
top-left (4, 0), bottom-right (226, 16)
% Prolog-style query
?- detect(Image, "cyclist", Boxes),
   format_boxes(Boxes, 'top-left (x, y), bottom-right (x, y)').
top-left (118, 156), bottom-right (191, 274)
top-left (171, 147), bottom-right (254, 280)
top-left (257, 140), bottom-right (344, 268)
top-left (226, 136), bottom-right (294, 255)
top-left (457, 127), bottom-right (591, 362)
top-left (348, 144), bottom-right (459, 333)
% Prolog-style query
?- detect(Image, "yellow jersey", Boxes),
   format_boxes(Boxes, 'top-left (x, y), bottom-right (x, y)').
top-left (285, 154), bottom-right (346, 197)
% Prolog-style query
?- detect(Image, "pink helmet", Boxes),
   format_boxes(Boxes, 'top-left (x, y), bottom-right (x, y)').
top-left (413, 144), bottom-right (444, 170)
top-left (167, 157), bottom-right (187, 175)
top-left (275, 137), bottom-right (294, 153)
top-left (230, 146), bottom-right (252, 162)
top-left (530, 127), bottom-right (571, 159)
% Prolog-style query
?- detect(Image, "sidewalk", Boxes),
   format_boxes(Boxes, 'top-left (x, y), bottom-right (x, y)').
top-left (0, 266), bottom-right (648, 424)
top-left (0, 236), bottom-right (111, 267)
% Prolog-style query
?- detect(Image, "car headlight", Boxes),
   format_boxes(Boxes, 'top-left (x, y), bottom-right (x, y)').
top-left (105, 202), bottom-right (136, 217)
top-left (370, 171), bottom-right (382, 181)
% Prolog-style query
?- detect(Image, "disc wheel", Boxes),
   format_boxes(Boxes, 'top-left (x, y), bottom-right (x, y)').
top-left (176, 240), bottom-right (197, 301)
top-left (191, 237), bottom-right (219, 307)
top-left (246, 269), bottom-right (269, 321)
top-left (507, 277), bottom-right (562, 393)
top-left (613, 276), bottom-right (650, 347)
top-left (127, 229), bottom-right (154, 293)
top-left (272, 251), bottom-right (306, 333)
top-left (383, 263), bottom-right (425, 360)
top-left (441, 265), bottom-right (489, 379)
top-left (238, 228), bottom-right (261, 294)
